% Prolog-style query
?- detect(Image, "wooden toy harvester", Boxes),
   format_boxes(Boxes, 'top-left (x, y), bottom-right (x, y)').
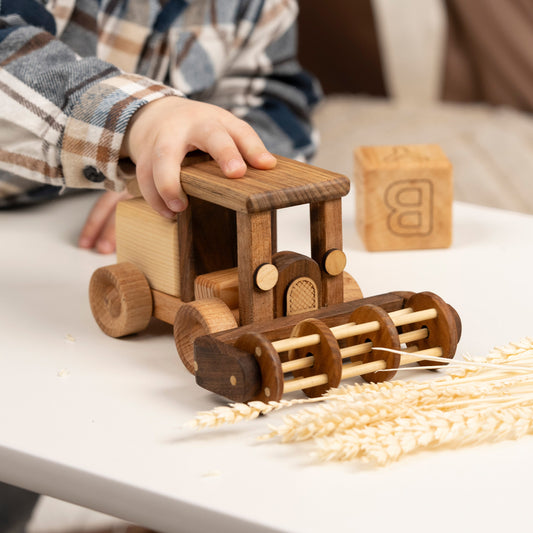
top-left (89, 155), bottom-right (461, 402)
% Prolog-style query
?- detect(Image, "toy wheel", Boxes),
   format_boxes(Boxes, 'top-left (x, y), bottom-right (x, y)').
top-left (89, 263), bottom-right (153, 338)
top-left (343, 272), bottom-right (363, 302)
top-left (174, 298), bottom-right (238, 374)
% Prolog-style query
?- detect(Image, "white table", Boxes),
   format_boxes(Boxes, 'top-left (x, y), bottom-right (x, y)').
top-left (1, 191), bottom-right (533, 533)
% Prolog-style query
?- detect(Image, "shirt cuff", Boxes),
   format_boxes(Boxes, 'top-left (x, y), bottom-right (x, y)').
top-left (61, 73), bottom-right (183, 191)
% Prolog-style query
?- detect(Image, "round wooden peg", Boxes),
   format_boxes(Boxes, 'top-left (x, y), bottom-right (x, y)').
top-left (254, 263), bottom-right (279, 291)
top-left (323, 248), bottom-right (346, 276)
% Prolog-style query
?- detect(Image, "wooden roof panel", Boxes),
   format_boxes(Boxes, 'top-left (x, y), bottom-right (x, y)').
top-left (180, 155), bottom-right (350, 212)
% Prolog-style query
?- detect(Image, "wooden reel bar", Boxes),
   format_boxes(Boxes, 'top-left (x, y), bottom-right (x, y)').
top-left (193, 291), bottom-right (460, 402)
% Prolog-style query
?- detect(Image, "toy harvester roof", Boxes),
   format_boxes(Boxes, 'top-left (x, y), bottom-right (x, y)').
top-left (179, 155), bottom-right (350, 213)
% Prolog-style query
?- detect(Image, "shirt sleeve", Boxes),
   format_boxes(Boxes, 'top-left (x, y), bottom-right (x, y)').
top-left (189, 0), bottom-right (322, 162)
top-left (0, 9), bottom-right (182, 197)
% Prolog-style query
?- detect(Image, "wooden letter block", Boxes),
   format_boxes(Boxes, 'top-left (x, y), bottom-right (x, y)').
top-left (354, 144), bottom-right (453, 251)
top-left (116, 198), bottom-right (180, 296)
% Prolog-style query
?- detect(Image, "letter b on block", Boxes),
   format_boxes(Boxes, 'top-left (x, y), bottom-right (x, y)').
top-left (385, 180), bottom-right (433, 236)
top-left (355, 145), bottom-right (452, 251)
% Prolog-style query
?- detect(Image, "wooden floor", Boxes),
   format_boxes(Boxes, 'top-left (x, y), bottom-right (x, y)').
top-left (313, 95), bottom-right (533, 215)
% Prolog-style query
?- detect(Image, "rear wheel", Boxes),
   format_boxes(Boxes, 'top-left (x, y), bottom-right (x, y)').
top-left (89, 263), bottom-right (153, 337)
top-left (174, 298), bottom-right (238, 374)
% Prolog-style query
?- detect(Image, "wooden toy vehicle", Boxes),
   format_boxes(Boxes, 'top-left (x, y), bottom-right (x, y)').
top-left (89, 155), bottom-right (461, 402)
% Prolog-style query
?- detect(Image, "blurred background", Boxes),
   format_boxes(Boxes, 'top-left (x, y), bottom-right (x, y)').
top-left (300, 0), bottom-right (533, 214)
top-left (28, 0), bottom-right (533, 532)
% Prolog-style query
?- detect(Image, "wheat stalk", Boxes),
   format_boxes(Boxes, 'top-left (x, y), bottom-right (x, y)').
top-left (186, 338), bottom-right (533, 465)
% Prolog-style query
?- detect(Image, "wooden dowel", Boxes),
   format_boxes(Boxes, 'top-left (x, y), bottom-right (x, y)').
top-left (281, 327), bottom-right (429, 374)
top-left (272, 308), bottom-right (436, 353)
top-left (282, 346), bottom-right (444, 394)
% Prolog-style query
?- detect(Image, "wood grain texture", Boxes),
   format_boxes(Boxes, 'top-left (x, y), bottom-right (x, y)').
top-left (174, 298), bottom-right (238, 374)
top-left (237, 211), bottom-right (274, 326)
top-left (235, 333), bottom-right (285, 402)
top-left (271, 251), bottom-right (322, 318)
top-left (310, 200), bottom-right (344, 306)
top-left (402, 291), bottom-right (459, 365)
top-left (116, 198), bottom-right (180, 296)
top-left (343, 272), bottom-right (364, 302)
top-left (194, 335), bottom-right (261, 402)
top-left (176, 205), bottom-right (195, 302)
top-left (152, 289), bottom-right (184, 325)
top-left (348, 304), bottom-right (401, 383)
top-left (354, 144), bottom-right (453, 251)
top-left (211, 292), bottom-right (407, 346)
top-left (89, 263), bottom-right (153, 338)
top-left (189, 197), bottom-right (237, 274)
top-left (179, 155), bottom-right (350, 213)
top-left (287, 318), bottom-right (343, 397)
top-left (194, 268), bottom-right (239, 310)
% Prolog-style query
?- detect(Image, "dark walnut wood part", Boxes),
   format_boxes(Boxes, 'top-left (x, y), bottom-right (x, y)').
top-left (348, 304), bottom-right (401, 383)
top-left (402, 291), bottom-right (460, 365)
top-left (288, 318), bottom-right (343, 397)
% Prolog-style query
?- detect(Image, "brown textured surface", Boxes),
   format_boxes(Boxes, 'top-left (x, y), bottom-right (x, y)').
top-left (179, 155), bottom-right (350, 213)
top-left (236, 211), bottom-right (274, 326)
top-left (212, 292), bottom-right (407, 345)
top-left (173, 298), bottom-right (237, 374)
top-left (235, 332), bottom-right (284, 402)
top-left (402, 291), bottom-right (460, 365)
top-left (310, 200), bottom-right (344, 306)
top-left (89, 263), bottom-right (153, 338)
top-left (271, 251), bottom-right (322, 318)
top-left (288, 318), bottom-right (342, 398)
top-left (298, 0), bottom-right (387, 96)
top-left (194, 335), bottom-right (261, 402)
top-left (348, 305), bottom-right (401, 383)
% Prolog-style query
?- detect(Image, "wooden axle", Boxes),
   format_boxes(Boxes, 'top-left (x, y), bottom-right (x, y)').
top-left (281, 326), bottom-right (429, 373)
top-left (283, 347), bottom-right (443, 394)
top-left (271, 307), bottom-right (436, 353)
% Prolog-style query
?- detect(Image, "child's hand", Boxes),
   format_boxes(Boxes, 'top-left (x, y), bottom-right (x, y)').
top-left (121, 96), bottom-right (277, 218)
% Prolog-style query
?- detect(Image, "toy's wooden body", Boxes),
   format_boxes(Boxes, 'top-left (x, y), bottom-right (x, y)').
top-left (89, 154), bottom-right (461, 401)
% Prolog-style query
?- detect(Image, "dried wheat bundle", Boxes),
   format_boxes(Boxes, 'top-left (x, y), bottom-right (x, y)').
top-left (263, 337), bottom-right (533, 465)
top-left (186, 338), bottom-right (533, 465)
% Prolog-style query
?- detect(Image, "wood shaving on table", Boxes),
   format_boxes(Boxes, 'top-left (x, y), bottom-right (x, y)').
top-left (186, 338), bottom-right (533, 466)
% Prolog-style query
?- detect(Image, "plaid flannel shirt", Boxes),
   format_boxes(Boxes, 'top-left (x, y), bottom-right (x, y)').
top-left (0, 0), bottom-right (320, 206)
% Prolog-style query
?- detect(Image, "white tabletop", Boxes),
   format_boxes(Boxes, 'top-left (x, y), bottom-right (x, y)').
top-left (1, 191), bottom-right (533, 533)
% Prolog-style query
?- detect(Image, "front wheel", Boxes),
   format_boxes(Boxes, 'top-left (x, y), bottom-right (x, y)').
top-left (174, 298), bottom-right (238, 374)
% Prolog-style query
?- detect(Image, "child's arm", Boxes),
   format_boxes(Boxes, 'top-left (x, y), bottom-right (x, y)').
top-left (79, 98), bottom-right (277, 253)
top-left (79, 0), bottom-right (320, 253)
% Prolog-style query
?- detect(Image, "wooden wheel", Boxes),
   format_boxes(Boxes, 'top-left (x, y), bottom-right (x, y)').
top-left (89, 263), bottom-right (153, 338)
top-left (288, 318), bottom-right (342, 397)
top-left (348, 304), bottom-right (401, 383)
top-left (174, 298), bottom-right (238, 375)
top-left (402, 292), bottom-right (459, 366)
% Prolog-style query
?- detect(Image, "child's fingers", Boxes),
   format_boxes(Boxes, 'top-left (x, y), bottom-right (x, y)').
top-left (79, 190), bottom-right (130, 252)
top-left (136, 156), bottom-right (177, 218)
top-left (94, 210), bottom-right (118, 254)
top-left (193, 124), bottom-right (247, 178)
top-left (151, 140), bottom-right (189, 213)
top-left (227, 119), bottom-right (277, 170)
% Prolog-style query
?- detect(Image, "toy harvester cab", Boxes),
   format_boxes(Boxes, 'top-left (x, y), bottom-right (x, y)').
top-left (89, 155), bottom-right (461, 403)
